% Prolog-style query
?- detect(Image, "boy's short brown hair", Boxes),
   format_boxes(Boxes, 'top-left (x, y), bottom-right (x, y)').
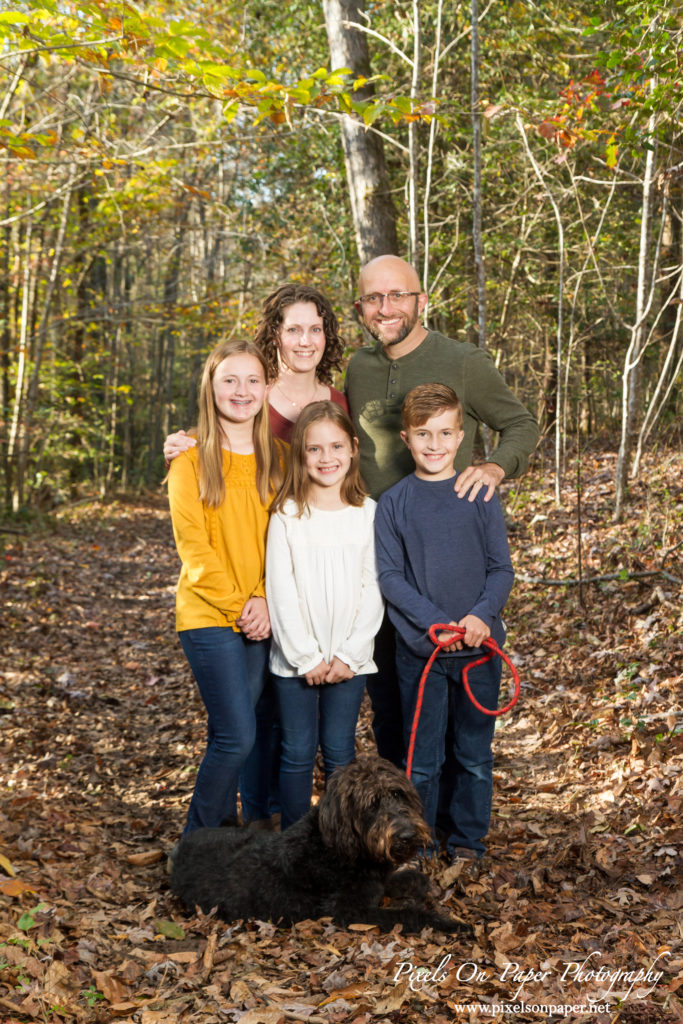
top-left (401, 383), bottom-right (463, 430)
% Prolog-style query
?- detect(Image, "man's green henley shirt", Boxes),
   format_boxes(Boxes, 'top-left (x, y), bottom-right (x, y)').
top-left (344, 331), bottom-right (539, 499)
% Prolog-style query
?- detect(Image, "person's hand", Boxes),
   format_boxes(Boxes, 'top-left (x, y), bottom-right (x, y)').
top-left (305, 660), bottom-right (330, 686)
top-left (325, 656), bottom-right (354, 684)
top-left (164, 429), bottom-right (196, 464)
top-left (457, 614), bottom-right (490, 648)
top-left (454, 462), bottom-right (505, 502)
top-left (236, 597), bottom-right (270, 641)
top-left (437, 621), bottom-right (463, 652)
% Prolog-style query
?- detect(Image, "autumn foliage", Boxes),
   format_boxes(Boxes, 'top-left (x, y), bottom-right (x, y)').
top-left (0, 444), bottom-right (680, 1022)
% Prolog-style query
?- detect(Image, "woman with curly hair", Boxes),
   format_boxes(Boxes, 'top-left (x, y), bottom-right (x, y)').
top-left (254, 283), bottom-right (348, 443)
top-left (164, 284), bottom-right (348, 452)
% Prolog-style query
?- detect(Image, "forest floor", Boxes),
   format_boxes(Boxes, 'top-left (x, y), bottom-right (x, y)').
top-left (0, 444), bottom-right (681, 1024)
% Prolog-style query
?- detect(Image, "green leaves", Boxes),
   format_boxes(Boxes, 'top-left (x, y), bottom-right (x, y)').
top-left (0, 0), bottom-right (436, 134)
top-left (17, 903), bottom-right (49, 932)
top-left (154, 918), bottom-right (186, 940)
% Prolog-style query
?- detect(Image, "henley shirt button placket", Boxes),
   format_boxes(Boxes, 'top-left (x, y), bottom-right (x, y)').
top-left (388, 363), bottom-right (400, 400)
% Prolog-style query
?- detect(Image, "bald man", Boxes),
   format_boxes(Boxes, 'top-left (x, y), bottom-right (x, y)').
top-left (346, 254), bottom-right (539, 766)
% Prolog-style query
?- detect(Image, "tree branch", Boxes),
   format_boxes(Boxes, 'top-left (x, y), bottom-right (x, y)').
top-left (516, 568), bottom-right (681, 587)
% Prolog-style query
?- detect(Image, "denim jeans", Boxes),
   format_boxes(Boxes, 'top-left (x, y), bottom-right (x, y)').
top-left (273, 673), bottom-right (366, 830)
top-left (239, 674), bottom-right (281, 823)
top-left (178, 627), bottom-right (268, 834)
top-left (364, 612), bottom-right (405, 768)
top-left (395, 636), bottom-right (501, 857)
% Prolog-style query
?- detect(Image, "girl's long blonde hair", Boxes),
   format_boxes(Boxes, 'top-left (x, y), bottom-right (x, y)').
top-left (272, 401), bottom-right (366, 516)
top-left (197, 339), bottom-right (284, 508)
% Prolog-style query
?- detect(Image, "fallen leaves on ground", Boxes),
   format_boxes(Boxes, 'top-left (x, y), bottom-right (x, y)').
top-left (0, 446), bottom-right (681, 1023)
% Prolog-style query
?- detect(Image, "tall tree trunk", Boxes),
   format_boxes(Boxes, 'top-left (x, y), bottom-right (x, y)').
top-left (407, 0), bottom-right (420, 271)
top-left (146, 208), bottom-right (189, 481)
top-left (17, 167), bottom-right (76, 507)
top-left (615, 108), bottom-right (657, 520)
top-left (632, 201), bottom-right (683, 475)
top-left (516, 113), bottom-right (564, 504)
top-left (0, 153), bottom-right (11, 495)
top-left (471, 0), bottom-right (490, 457)
top-left (322, 0), bottom-right (399, 264)
top-left (6, 220), bottom-right (33, 508)
top-left (421, 0), bottom-right (444, 297)
top-left (471, 0), bottom-right (485, 352)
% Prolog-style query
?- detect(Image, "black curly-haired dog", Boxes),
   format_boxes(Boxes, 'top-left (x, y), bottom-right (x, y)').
top-left (170, 756), bottom-right (465, 933)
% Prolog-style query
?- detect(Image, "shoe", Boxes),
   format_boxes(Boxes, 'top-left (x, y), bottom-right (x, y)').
top-left (449, 846), bottom-right (479, 862)
top-left (245, 817), bottom-right (274, 831)
top-left (443, 846), bottom-right (485, 880)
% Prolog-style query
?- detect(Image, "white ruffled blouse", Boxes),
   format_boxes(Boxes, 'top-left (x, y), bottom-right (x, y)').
top-left (265, 498), bottom-right (384, 678)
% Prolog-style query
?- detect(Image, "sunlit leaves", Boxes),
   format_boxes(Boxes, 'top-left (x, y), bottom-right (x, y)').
top-left (0, 10), bottom-right (31, 24)
top-left (1, 0), bottom-right (440, 140)
top-left (605, 134), bottom-right (619, 169)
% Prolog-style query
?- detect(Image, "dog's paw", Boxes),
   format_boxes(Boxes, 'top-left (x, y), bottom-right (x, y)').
top-left (385, 868), bottom-right (432, 900)
top-left (433, 912), bottom-right (471, 935)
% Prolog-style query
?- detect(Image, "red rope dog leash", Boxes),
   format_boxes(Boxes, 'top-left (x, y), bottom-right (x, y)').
top-left (405, 623), bottom-right (520, 780)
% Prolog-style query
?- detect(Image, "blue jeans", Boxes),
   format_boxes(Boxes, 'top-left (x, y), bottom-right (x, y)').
top-left (178, 627), bottom-right (268, 834)
top-left (396, 636), bottom-right (501, 857)
top-left (239, 674), bottom-right (281, 823)
top-left (365, 612), bottom-right (405, 767)
top-left (273, 673), bottom-right (366, 830)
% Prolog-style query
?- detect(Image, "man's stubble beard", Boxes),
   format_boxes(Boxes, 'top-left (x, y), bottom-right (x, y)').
top-left (363, 300), bottom-right (420, 348)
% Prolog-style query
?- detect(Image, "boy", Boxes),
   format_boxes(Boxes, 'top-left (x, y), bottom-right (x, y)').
top-left (374, 383), bottom-right (514, 862)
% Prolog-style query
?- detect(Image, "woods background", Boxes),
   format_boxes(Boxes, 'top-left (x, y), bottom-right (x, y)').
top-left (0, 0), bottom-right (681, 519)
top-left (1, 5), bottom-right (682, 1022)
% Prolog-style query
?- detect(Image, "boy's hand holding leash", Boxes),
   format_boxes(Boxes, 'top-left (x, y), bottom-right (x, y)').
top-left (437, 614), bottom-right (490, 652)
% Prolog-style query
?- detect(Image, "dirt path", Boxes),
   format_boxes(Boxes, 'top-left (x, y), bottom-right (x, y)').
top-left (1, 449), bottom-right (681, 1023)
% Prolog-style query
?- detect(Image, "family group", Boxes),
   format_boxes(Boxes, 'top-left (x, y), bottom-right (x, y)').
top-left (165, 254), bottom-right (539, 863)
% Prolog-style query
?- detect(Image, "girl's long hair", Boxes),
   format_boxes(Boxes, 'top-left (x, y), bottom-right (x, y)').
top-left (254, 284), bottom-right (344, 385)
top-left (272, 401), bottom-right (366, 516)
top-left (197, 339), bottom-right (284, 508)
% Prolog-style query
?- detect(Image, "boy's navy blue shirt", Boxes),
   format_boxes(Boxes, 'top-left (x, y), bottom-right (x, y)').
top-left (374, 472), bottom-right (514, 659)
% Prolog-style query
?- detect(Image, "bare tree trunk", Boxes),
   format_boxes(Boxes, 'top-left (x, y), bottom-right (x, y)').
top-left (146, 208), bottom-right (189, 481)
top-left (407, 1), bottom-right (420, 271)
top-left (471, 0), bottom-right (491, 457)
top-left (322, 0), bottom-right (399, 263)
top-left (105, 322), bottom-right (121, 495)
top-left (471, 0), bottom-right (486, 353)
top-left (422, 0), bottom-right (444, 297)
top-left (538, 328), bottom-right (557, 432)
top-left (16, 167), bottom-right (76, 507)
top-left (516, 113), bottom-right (564, 504)
top-left (632, 268), bottom-right (683, 474)
top-left (615, 109), bottom-right (657, 520)
top-left (0, 153), bottom-right (11, 496)
top-left (6, 219), bottom-right (33, 509)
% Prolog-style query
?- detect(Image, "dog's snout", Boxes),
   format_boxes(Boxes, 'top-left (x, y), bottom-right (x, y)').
top-left (395, 824), bottom-right (418, 843)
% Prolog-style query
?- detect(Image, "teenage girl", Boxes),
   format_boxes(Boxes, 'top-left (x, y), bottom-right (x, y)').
top-left (266, 401), bottom-right (384, 829)
top-left (167, 339), bottom-right (284, 834)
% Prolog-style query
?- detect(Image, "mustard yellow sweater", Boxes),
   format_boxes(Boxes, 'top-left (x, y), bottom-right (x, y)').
top-left (168, 446), bottom-right (272, 632)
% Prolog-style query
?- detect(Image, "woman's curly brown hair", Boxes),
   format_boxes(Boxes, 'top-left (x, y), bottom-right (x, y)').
top-left (254, 284), bottom-right (345, 386)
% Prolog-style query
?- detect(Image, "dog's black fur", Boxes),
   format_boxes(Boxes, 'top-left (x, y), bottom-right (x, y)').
top-left (170, 756), bottom-right (465, 933)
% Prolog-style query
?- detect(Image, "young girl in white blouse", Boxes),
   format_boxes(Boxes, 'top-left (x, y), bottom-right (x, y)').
top-left (266, 401), bottom-right (384, 829)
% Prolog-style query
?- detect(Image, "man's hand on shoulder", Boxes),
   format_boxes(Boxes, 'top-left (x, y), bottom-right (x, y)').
top-left (454, 462), bottom-right (505, 502)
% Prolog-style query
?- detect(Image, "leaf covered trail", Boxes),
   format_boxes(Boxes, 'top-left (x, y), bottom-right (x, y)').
top-left (1, 447), bottom-right (681, 1023)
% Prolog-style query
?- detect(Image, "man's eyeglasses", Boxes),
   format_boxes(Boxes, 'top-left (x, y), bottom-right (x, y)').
top-left (355, 291), bottom-right (421, 310)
